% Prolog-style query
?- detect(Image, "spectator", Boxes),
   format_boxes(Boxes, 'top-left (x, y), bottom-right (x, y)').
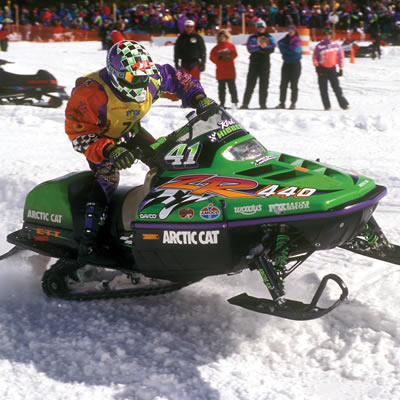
top-left (240, 19), bottom-right (276, 110)
top-left (98, 19), bottom-right (113, 50)
top-left (0, 22), bottom-right (8, 51)
top-left (110, 20), bottom-right (126, 46)
top-left (174, 19), bottom-right (206, 81)
top-left (313, 27), bottom-right (349, 110)
top-left (276, 24), bottom-right (302, 110)
top-left (210, 29), bottom-right (239, 109)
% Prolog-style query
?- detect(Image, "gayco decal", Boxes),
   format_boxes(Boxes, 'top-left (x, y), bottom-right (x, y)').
top-left (163, 230), bottom-right (220, 245)
top-left (200, 203), bottom-right (220, 220)
top-left (27, 210), bottom-right (63, 223)
top-left (234, 204), bottom-right (262, 215)
top-left (269, 201), bottom-right (310, 215)
top-left (139, 213), bottom-right (158, 219)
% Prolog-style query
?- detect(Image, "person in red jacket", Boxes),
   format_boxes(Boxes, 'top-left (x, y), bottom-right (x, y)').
top-left (210, 29), bottom-right (239, 109)
top-left (109, 20), bottom-right (126, 47)
top-left (0, 23), bottom-right (9, 52)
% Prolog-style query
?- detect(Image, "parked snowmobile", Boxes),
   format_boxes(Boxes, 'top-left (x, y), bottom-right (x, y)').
top-left (0, 66), bottom-right (69, 108)
top-left (2, 105), bottom-right (400, 320)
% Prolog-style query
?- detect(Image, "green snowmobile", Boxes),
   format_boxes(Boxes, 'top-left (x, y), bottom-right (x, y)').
top-left (2, 104), bottom-right (399, 320)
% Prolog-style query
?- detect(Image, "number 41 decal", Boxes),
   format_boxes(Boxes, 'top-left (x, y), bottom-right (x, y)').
top-left (164, 142), bottom-right (201, 168)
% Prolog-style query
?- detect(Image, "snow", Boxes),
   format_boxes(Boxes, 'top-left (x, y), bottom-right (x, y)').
top-left (0, 40), bottom-right (400, 400)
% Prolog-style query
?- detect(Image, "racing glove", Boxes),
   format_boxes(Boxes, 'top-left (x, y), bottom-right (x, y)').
top-left (193, 94), bottom-right (216, 115)
top-left (104, 145), bottom-right (135, 170)
top-left (337, 69), bottom-right (343, 77)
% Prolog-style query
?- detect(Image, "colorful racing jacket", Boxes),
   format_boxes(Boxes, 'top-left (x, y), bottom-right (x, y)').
top-left (65, 64), bottom-right (205, 164)
top-left (312, 39), bottom-right (345, 69)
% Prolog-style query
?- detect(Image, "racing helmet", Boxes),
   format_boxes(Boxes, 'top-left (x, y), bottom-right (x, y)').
top-left (106, 40), bottom-right (160, 102)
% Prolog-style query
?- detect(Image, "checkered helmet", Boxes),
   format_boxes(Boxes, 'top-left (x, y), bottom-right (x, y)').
top-left (106, 40), bottom-right (160, 102)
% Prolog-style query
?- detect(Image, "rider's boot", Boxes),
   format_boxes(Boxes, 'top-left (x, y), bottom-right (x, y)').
top-left (78, 202), bottom-right (115, 266)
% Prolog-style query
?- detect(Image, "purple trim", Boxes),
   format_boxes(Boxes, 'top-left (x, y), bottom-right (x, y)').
top-left (133, 188), bottom-right (387, 230)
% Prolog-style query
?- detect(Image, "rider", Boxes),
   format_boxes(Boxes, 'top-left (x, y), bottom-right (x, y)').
top-left (65, 40), bottom-right (214, 264)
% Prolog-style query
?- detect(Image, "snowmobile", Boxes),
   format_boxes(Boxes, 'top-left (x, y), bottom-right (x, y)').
top-left (341, 40), bottom-right (377, 58)
top-left (0, 66), bottom-right (69, 108)
top-left (2, 104), bottom-right (399, 320)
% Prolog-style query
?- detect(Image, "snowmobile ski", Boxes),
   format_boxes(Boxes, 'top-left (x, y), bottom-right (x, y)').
top-left (228, 274), bottom-right (349, 321)
top-left (340, 217), bottom-right (400, 265)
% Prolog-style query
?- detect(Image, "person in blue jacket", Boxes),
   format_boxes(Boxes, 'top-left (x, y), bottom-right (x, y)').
top-left (275, 24), bottom-right (302, 110)
top-left (240, 19), bottom-right (276, 110)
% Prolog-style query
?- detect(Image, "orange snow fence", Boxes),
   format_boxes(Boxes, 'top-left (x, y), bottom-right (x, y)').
top-left (298, 27), bottom-right (310, 55)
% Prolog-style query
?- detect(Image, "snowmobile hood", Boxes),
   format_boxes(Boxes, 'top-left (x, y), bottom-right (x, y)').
top-left (136, 106), bottom-right (382, 225)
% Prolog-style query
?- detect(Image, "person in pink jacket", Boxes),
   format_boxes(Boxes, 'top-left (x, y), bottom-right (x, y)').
top-left (313, 27), bottom-right (349, 110)
top-left (210, 29), bottom-right (239, 109)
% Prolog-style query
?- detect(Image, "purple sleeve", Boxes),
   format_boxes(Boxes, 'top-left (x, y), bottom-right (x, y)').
top-left (289, 36), bottom-right (302, 51)
top-left (247, 35), bottom-right (260, 53)
top-left (156, 63), bottom-right (206, 108)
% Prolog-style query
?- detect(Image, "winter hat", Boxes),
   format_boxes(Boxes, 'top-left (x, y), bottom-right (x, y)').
top-left (185, 20), bottom-right (195, 27)
top-left (256, 19), bottom-right (267, 28)
top-left (288, 24), bottom-right (296, 32)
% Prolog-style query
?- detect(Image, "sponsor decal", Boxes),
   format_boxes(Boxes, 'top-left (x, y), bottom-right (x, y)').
top-left (27, 210), bottom-right (63, 224)
top-left (209, 124), bottom-right (242, 142)
top-left (200, 203), bottom-right (221, 220)
top-left (163, 230), bottom-right (220, 245)
top-left (358, 179), bottom-right (369, 188)
top-left (176, 70), bottom-right (197, 93)
top-left (139, 213), bottom-right (158, 219)
top-left (126, 109), bottom-right (141, 119)
top-left (252, 155), bottom-right (276, 166)
top-left (234, 204), bottom-right (262, 215)
top-left (142, 233), bottom-right (160, 240)
top-left (179, 208), bottom-right (194, 219)
top-left (218, 118), bottom-right (236, 129)
top-left (269, 201), bottom-right (310, 215)
top-left (35, 228), bottom-right (61, 238)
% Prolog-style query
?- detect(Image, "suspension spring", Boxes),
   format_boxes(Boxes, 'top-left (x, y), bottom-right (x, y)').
top-left (274, 233), bottom-right (290, 270)
top-left (362, 224), bottom-right (379, 246)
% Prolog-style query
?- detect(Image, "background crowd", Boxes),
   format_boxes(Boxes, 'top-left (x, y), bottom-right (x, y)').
top-left (0, 1), bottom-right (399, 42)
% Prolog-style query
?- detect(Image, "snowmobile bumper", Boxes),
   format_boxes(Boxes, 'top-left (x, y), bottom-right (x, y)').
top-left (228, 274), bottom-right (348, 321)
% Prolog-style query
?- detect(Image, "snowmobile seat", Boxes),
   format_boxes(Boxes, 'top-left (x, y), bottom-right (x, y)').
top-left (113, 167), bottom-right (158, 232)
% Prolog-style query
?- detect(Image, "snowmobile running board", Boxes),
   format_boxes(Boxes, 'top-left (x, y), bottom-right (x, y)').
top-left (0, 245), bottom-right (23, 260)
top-left (228, 274), bottom-right (349, 321)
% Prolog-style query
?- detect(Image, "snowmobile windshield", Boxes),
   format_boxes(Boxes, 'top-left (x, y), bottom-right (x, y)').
top-left (177, 107), bottom-right (241, 143)
top-left (222, 138), bottom-right (266, 161)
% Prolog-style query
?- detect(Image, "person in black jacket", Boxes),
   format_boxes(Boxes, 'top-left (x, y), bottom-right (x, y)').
top-left (240, 19), bottom-right (276, 109)
top-left (97, 19), bottom-right (113, 50)
top-left (174, 20), bottom-right (206, 81)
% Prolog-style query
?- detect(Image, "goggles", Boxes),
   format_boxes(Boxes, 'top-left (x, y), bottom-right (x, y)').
top-left (120, 72), bottom-right (150, 89)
